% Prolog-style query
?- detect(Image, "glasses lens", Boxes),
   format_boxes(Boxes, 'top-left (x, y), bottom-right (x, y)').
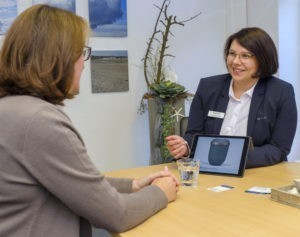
top-left (227, 51), bottom-right (253, 62)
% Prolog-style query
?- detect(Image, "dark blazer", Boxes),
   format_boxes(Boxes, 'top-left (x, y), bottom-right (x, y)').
top-left (185, 74), bottom-right (297, 168)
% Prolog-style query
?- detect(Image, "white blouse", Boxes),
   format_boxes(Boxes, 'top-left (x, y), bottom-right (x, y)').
top-left (220, 79), bottom-right (257, 136)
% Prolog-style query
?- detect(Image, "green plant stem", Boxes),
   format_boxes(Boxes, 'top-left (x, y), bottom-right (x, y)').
top-left (160, 101), bottom-right (175, 162)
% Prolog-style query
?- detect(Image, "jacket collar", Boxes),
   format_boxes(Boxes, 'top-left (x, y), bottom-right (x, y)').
top-left (213, 75), bottom-right (231, 133)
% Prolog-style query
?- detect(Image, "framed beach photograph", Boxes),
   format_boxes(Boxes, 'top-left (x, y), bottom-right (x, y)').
top-left (0, 0), bottom-right (17, 35)
top-left (88, 0), bottom-right (127, 37)
top-left (32, 0), bottom-right (75, 12)
top-left (91, 50), bottom-right (129, 93)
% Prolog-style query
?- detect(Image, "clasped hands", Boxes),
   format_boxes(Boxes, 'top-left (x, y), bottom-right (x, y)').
top-left (132, 166), bottom-right (179, 202)
top-left (132, 135), bottom-right (188, 202)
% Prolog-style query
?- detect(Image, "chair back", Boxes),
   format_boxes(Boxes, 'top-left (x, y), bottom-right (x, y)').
top-left (180, 116), bottom-right (189, 136)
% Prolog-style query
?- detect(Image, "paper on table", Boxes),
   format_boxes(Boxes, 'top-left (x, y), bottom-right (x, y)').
top-left (207, 185), bottom-right (234, 192)
top-left (245, 186), bottom-right (271, 194)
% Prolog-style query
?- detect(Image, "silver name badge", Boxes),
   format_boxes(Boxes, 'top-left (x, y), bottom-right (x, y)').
top-left (208, 110), bottom-right (225, 119)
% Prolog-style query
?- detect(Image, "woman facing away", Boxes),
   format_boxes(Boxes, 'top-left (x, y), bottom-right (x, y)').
top-left (167, 27), bottom-right (297, 168)
top-left (0, 5), bottom-right (179, 237)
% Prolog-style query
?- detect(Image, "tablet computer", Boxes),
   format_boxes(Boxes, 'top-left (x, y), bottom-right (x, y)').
top-left (190, 134), bottom-right (251, 177)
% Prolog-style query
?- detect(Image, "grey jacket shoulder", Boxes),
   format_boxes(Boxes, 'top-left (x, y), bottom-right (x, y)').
top-left (0, 95), bottom-right (168, 237)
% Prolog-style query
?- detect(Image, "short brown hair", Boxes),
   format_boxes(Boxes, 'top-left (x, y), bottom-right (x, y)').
top-left (0, 4), bottom-right (89, 105)
top-left (224, 27), bottom-right (278, 79)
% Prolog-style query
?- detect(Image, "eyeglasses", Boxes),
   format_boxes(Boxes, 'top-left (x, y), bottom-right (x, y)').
top-left (227, 51), bottom-right (255, 62)
top-left (83, 46), bottom-right (92, 61)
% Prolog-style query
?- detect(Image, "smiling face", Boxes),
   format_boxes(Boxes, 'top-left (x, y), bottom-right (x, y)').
top-left (226, 40), bottom-right (259, 85)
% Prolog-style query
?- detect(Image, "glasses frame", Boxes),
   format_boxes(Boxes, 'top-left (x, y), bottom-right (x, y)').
top-left (83, 46), bottom-right (92, 61)
top-left (227, 50), bottom-right (255, 62)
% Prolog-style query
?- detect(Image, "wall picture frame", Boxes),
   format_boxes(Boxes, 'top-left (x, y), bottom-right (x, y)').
top-left (32, 0), bottom-right (75, 12)
top-left (88, 0), bottom-right (127, 37)
top-left (0, 0), bottom-right (17, 35)
top-left (91, 50), bottom-right (129, 93)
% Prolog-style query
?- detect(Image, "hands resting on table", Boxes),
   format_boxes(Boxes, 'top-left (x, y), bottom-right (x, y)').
top-left (132, 166), bottom-right (179, 202)
top-left (131, 134), bottom-right (189, 203)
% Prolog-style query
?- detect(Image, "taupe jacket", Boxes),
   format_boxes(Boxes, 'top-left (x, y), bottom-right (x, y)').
top-left (0, 95), bottom-right (167, 237)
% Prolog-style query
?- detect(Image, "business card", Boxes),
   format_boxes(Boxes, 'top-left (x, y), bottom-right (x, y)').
top-left (245, 186), bottom-right (271, 194)
top-left (207, 185), bottom-right (234, 192)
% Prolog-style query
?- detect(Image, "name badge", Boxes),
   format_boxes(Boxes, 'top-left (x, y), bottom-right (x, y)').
top-left (208, 110), bottom-right (225, 119)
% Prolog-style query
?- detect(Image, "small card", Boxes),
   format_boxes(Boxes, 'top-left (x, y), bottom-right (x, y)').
top-left (245, 186), bottom-right (271, 194)
top-left (207, 185), bottom-right (234, 192)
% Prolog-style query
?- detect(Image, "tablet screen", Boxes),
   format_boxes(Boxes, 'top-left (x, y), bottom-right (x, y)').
top-left (190, 134), bottom-right (250, 177)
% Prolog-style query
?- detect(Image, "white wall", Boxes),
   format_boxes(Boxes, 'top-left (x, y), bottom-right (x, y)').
top-left (0, 0), bottom-right (255, 172)
top-left (246, 0), bottom-right (279, 47)
top-left (62, 0), bottom-right (247, 172)
top-left (247, 0), bottom-right (300, 161)
top-left (67, 0), bottom-right (300, 167)
top-left (2, 0), bottom-right (298, 172)
top-left (278, 0), bottom-right (300, 161)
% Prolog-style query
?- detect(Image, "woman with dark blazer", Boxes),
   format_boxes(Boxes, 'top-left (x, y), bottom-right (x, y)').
top-left (167, 27), bottom-right (297, 168)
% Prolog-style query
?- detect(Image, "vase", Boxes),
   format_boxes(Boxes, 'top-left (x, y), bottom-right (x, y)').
top-left (147, 97), bottom-right (185, 164)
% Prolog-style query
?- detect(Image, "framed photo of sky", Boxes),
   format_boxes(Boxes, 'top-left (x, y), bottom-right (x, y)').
top-left (88, 0), bottom-right (127, 37)
top-left (32, 0), bottom-right (75, 12)
top-left (0, 0), bottom-right (17, 35)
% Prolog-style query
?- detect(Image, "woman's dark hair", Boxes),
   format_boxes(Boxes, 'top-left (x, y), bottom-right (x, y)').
top-left (0, 4), bottom-right (88, 105)
top-left (224, 27), bottom-right (278, 79)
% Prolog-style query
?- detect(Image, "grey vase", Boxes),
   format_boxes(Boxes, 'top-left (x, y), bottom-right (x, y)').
top-left (147, 97), bottom-right (185, 164)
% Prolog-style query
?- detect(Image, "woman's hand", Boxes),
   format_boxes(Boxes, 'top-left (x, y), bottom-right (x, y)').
top-left (152, 176), bottom-right (178, 202)
top-left (166, 135), bottom-right (189, 159)
top-left (132, 166), bottom-right (179, 192)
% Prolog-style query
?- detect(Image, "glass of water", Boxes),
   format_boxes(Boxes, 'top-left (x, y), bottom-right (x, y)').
top-left (176, 158), bottom-right (200, 187)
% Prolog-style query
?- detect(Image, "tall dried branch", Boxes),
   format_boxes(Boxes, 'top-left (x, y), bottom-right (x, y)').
top-left (143, 0), bottom-right (168, 87)
top-left (143, 0), bottom-right (201, 88)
